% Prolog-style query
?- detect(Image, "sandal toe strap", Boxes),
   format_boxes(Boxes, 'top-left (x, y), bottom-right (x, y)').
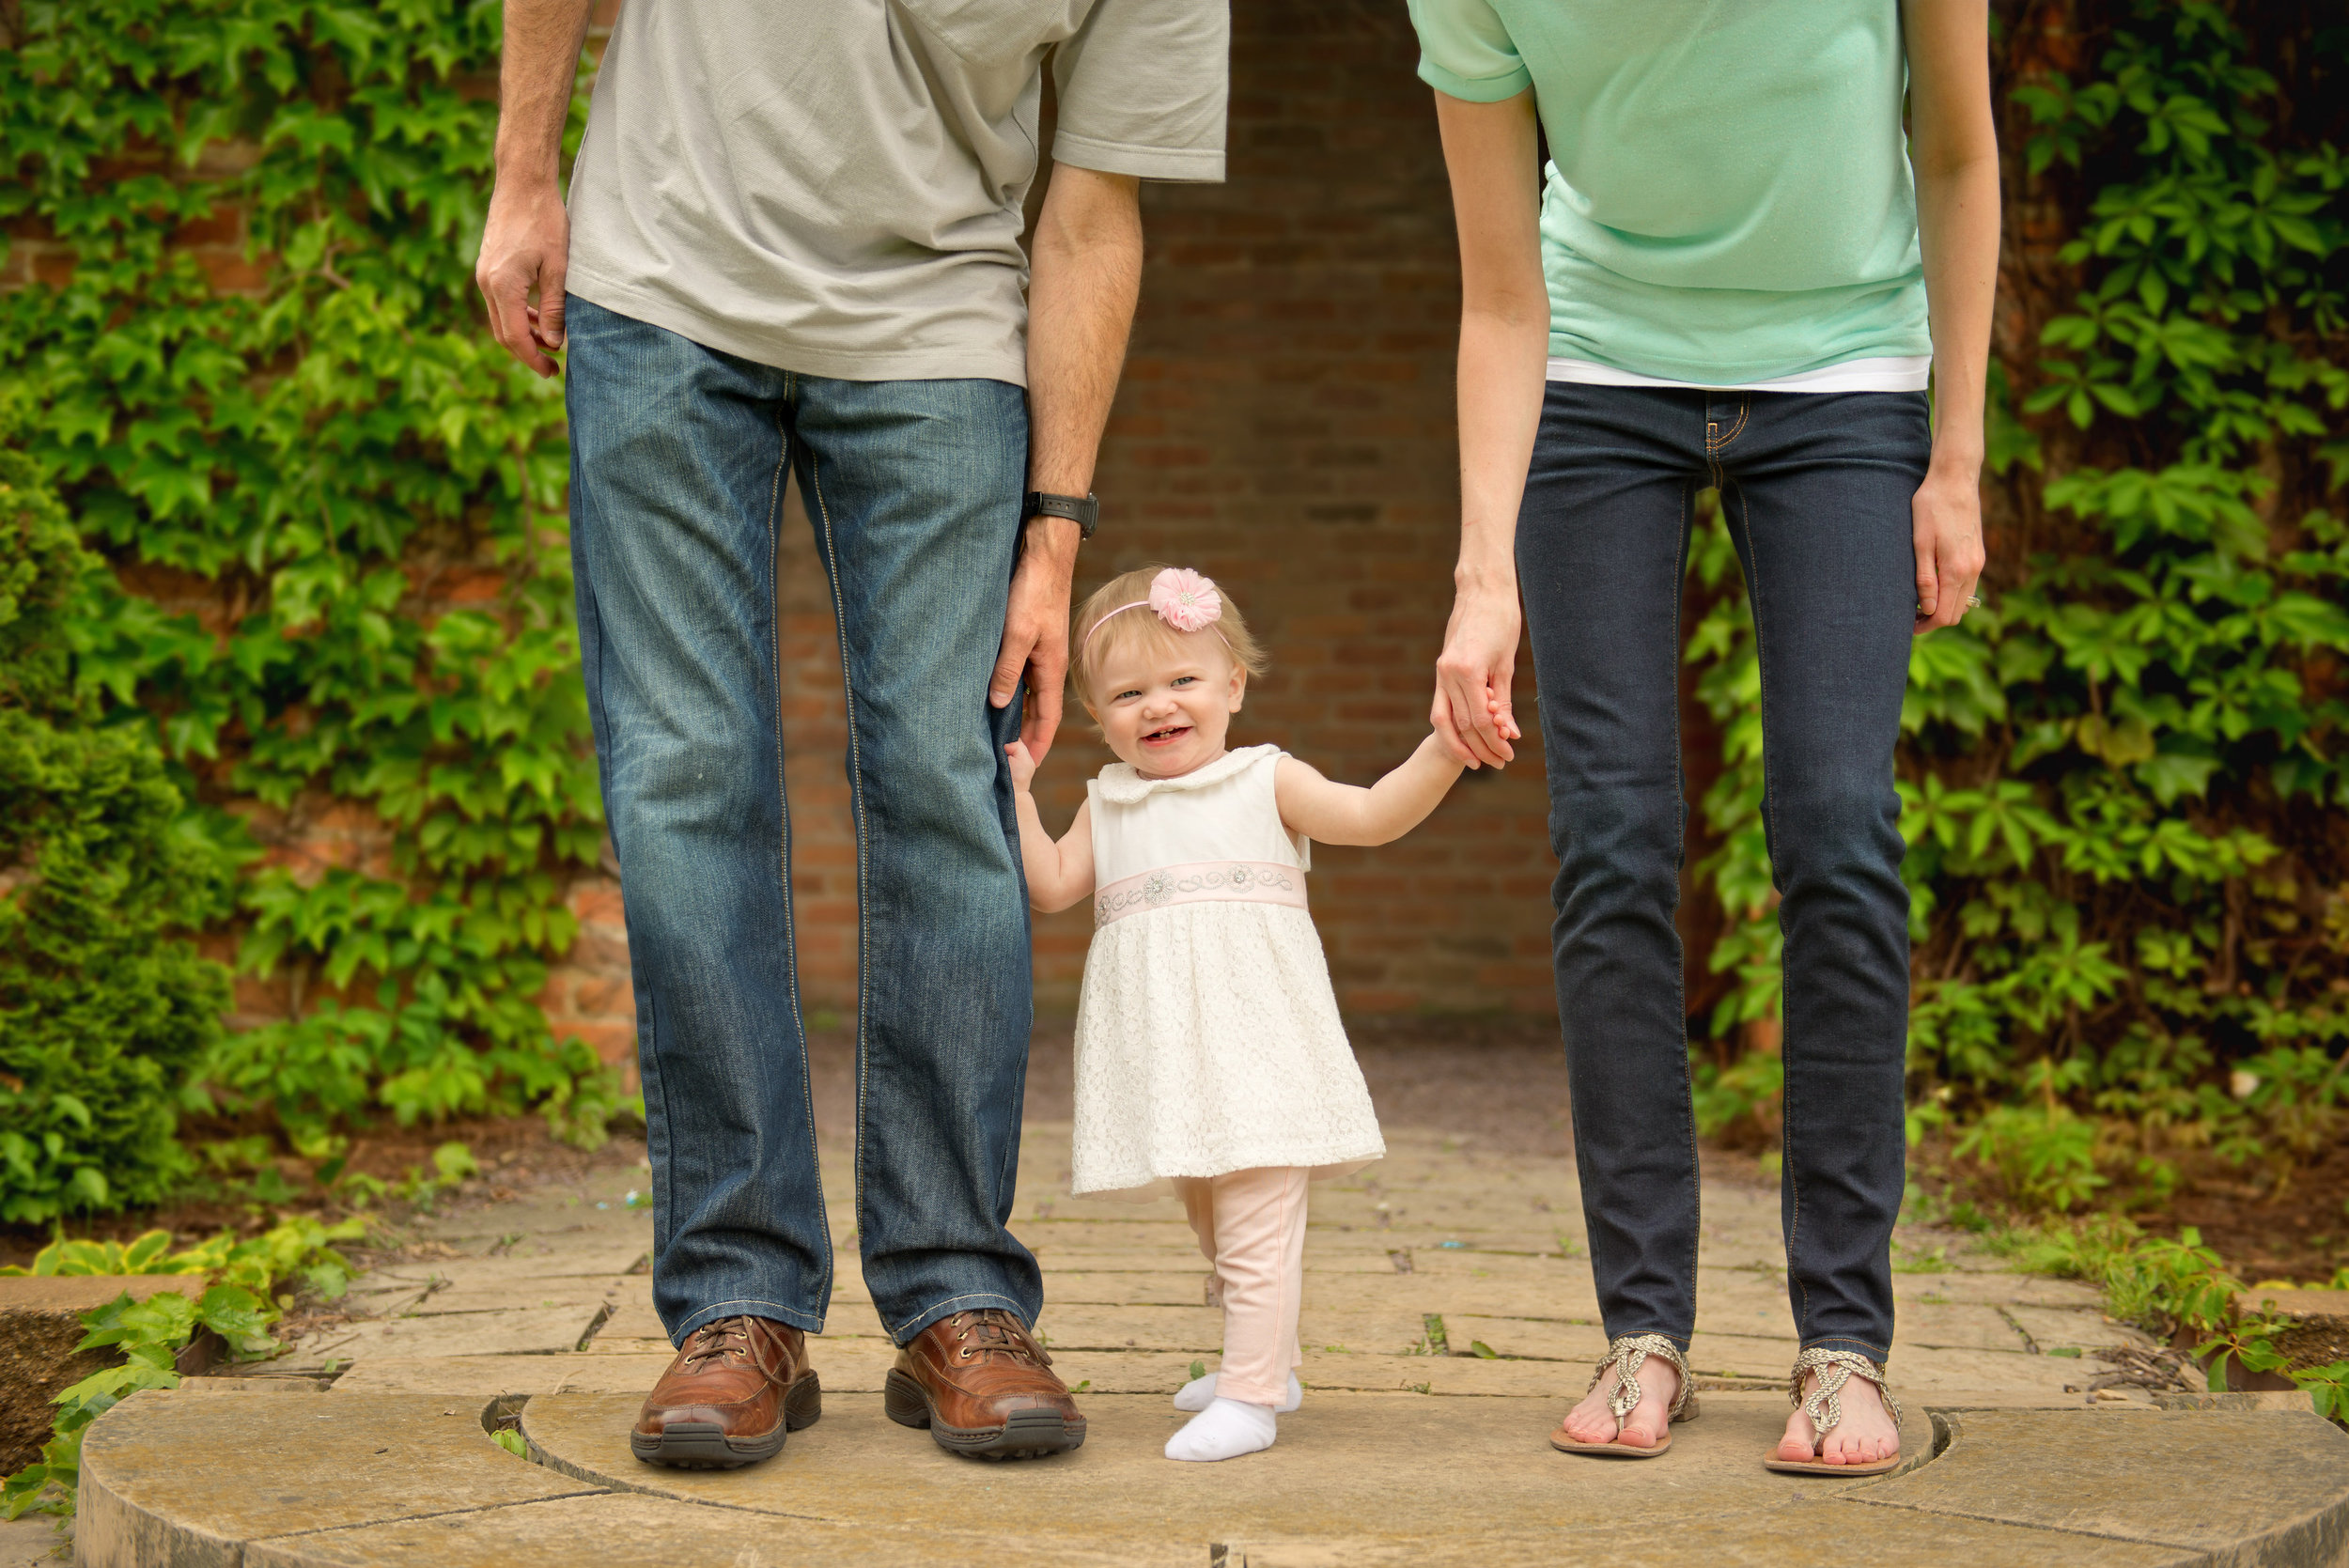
top-left (1589, 1334), bottom-right (1694, 1422)
top-left (1790, 1347), bottom-right (1900, 1440)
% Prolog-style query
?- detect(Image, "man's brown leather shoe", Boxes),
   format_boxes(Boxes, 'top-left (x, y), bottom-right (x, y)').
top-left (884, 1309), bottom-right (1085, 1459)
top-left (630, 1315), bottom-right (819, 1468)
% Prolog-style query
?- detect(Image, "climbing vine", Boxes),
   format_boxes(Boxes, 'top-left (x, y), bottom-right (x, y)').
top-left (1690, 0), bottom-right (2349, 1213)
top-left (0, 0), bottom-right (619, 1218)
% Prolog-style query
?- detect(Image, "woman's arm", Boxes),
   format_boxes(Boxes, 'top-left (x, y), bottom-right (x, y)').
top-left (1274, 738), bottom-right (1466, 847)
top-left (1004, 742), bottom-right (1097, 912)
top-left (1905, 0), bottom-right (1999, 633)
top-left (1430, 90), bottom-right (1544, 768)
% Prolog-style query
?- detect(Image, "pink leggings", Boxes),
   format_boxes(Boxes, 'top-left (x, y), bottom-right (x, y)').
top-left (1174, 1166), bottom-right (1310, 1407)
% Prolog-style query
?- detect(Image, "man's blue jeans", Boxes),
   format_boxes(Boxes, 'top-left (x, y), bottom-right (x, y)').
top-left (564, 295), bottom-right (1041, 1347)
top-left (1520, 382), bottom-right (1926, 1363)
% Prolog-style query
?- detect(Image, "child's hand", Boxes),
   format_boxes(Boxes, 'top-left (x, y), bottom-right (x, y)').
top-left (1489, 694), bottom-right (1522, 745)
top-left (1003, 739), bottom-right (1038, 793)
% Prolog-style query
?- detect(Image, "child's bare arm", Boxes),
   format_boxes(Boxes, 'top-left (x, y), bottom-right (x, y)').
top-left (1274, 734), bottom-right (1466, 847)
top-left (1005, 740), bottom-right (1096, 912)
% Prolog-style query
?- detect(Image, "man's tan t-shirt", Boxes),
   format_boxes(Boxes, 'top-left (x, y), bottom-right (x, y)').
top-left (565, 0), bottom-right (1230, 385)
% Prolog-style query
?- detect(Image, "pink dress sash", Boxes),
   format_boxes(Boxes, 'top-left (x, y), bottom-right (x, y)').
top-left (1093, 859), bottom-right (1307, 929)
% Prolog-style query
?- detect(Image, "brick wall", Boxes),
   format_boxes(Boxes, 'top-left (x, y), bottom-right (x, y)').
top-left (751, 1), bottom-right (1563, 1020)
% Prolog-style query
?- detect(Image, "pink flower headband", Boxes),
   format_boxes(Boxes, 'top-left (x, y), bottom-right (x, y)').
top-left (1080, 567), bottom-right (1223, 655)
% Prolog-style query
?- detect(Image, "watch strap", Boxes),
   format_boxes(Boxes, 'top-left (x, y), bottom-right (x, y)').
top-left (1023, 489), bottom-right (1099, 539)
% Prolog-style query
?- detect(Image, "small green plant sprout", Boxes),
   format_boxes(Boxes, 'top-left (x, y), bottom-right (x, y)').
top-left (1189, 1359), bottom-right (1206, 1381)
top-left (1955, 1103), bottom-right (2108, 1215)
top-left (1468, 1340), bottom-right (1501, 1360)
top-left (1422, 1314), bottom-right (1450, 1356)
top-left (2, 1217), bottom-right (368, 1517)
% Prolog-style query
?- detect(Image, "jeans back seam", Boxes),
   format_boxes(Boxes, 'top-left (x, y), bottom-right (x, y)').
top-left (765, 392), bottom-right (832, 1318)
top-left (1672, 477), bottom-right (1702, 1333)
top-left (1727, 472), bottom-right (1811, 1345)
top-left (805, 455), bottom-right (875, 1263)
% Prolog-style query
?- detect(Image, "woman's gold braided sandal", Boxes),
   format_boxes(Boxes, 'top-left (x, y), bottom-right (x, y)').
top-left (1549, 1334), bottom-right (1699, 1458)
top-left (1763, 1347), bottom-right (1904, 1476)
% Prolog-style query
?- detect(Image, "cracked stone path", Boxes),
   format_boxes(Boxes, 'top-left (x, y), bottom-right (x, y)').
top-left (64, 1096), bottom-right (2349, 1568)
top-left (269, 1124), bottom-right (2142, 1413)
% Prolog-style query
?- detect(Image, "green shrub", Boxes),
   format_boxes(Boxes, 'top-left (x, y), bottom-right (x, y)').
top-left (0, 453), bottom-right (235, 1221)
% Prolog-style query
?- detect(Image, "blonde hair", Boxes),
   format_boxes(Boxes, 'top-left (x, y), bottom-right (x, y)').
top-left (1071, 565), bottom-right (1268, 709)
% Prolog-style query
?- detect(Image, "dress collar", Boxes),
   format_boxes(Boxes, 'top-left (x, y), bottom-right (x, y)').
top-left (1095, 743), bottom-right (1279, 805)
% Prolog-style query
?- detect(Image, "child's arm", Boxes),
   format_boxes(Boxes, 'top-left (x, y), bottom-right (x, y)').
top-left (1005, 740), bottom-right (1096, 912)
top-left (1274, 734), bottom-right (1467, 847)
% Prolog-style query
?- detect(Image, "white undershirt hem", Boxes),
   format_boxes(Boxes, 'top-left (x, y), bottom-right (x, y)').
top-left (1546, 354), bottom-right (1932, 394)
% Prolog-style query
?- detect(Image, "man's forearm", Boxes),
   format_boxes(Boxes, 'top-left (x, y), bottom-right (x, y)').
top-left (1025, 165), bottom-right (1143, 497)
top-left (497, 0), bottom-right (596, 188)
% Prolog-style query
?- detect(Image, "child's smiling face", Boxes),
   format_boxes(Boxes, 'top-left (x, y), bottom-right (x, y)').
top-left (1087, 629), bottom-right (1246, 778)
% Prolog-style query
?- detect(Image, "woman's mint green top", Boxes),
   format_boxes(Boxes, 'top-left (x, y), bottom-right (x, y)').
top-left (1407, 0), bottom-right (1930, 384)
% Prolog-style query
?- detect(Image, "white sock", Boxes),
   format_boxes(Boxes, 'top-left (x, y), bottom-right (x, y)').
top-left (1165, 1397), bottom-right (1278, 1462)
top-left (1174, 1371), bottom-right (1301, 1413)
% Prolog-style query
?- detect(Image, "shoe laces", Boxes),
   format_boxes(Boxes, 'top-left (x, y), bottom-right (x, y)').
top-left (948, 1309), bottom-right (1050, 1366)
top-left (681, 1316), bottom-right (793, 1384)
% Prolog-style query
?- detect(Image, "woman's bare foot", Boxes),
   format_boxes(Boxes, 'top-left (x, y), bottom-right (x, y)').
top-left (1776, 1366), bottom-right (1899, 1466)
top-left (1559, 1358), bottom-right (1680, 1449)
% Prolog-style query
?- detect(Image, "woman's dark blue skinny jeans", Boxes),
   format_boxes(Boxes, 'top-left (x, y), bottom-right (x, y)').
top-left (1519, 381), bottom-right (1927, 1362)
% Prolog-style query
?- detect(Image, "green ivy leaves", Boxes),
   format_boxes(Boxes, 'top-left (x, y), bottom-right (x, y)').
top-left (1688, 3), bottom-right (2349, 1195)
top-left (0, 0), bottom-right (622, 1193)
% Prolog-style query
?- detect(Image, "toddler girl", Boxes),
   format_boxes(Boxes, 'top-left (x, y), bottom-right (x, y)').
top-left (1006, 565), bottom-right (1501, 1463)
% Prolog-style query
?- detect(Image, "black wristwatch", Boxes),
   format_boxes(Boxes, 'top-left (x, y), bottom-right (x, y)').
top-left (1022, 489), bottom-right (1099, 540)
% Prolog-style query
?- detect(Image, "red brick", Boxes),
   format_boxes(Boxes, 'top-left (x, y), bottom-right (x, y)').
top-left (193, 249), bottom-right (271, 293)
top-left (171, 207), bottom-right (242, 247)
top-left (569, 976), bottom-right (634, 1019)
top-left (556, 1021), bottom-right (638, 1064)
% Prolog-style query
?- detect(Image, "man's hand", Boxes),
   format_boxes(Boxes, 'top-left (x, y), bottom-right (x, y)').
top-left (476, 0), bottom-right (594, 377)
top-left (991, 516), bottom-right (1082, 762)
top-left (477, 181), bottom-right (572, 378)
top-left (1912, 462), bottom-right (1986, 634)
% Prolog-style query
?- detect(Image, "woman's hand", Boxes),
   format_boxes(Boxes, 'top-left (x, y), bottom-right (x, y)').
top-left (1912, 461), bottom-right (1986, 634)
top-left (1433, 580), bottom-right (1524, 768)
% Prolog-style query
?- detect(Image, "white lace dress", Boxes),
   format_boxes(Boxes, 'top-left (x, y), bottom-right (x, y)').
top-left (1069, 744), bottom-right (1386, 1195)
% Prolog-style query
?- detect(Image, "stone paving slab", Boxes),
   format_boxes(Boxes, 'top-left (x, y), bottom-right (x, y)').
top-left (82, 1382), bottom-right (2346, 1566)
top-left (1854, 1408), bottom-right (2349, 1561)
top-left (519, 1390), bottom-right (1939, 1542)
top-left (78, 1110), bottom-right (2349, 1567)
top-left (282, 1305), bottom-right (606, 1367)
top-left (241, 1492), bottom-right (1143, 1568)
top-left (75, 1391), bottom-right (599, 1568)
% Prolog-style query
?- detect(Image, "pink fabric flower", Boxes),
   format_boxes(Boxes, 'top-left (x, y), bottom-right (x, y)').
top-left (1149, 567), bottom-right (1222, 633)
